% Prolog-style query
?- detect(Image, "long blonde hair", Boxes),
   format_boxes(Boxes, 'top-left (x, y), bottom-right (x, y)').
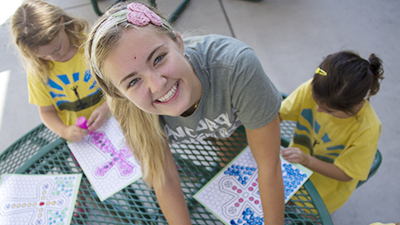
top-left (85, 2), bottom-right (178, 188)
top-left (11, 0), bottom-right (88, 81)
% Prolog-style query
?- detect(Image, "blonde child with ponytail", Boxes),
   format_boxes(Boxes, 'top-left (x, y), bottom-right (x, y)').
top-left (12, 0), bottom-right (110, 143)
top-left (12, 1), bottom-right (110, 221)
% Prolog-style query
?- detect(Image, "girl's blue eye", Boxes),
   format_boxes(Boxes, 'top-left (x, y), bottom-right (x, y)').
top-left (129, 78), bottom-right (140, 87)
top-left (154, 55), bottom-right (165, 65)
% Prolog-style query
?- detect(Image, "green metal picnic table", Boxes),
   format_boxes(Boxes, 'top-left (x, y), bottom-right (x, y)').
top-left (0, 121), bottom-right (333, 224)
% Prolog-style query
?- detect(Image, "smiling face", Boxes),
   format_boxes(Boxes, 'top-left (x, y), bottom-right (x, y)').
top-left (102, 26), bottom-right (202, 116)
top-left (35, 22), bottom-right (74, 62)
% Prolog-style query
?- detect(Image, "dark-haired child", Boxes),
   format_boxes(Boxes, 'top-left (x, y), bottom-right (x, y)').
top-left (280, 51), bottom-right (384, 213)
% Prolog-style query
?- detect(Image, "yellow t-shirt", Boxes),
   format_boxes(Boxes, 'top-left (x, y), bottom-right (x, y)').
top-left (280, 79), bottom-right (381, 213)
top-left (28, 49), bottom-right (105, 126)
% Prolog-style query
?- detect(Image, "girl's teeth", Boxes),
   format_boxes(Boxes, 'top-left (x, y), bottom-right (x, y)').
top-left (158, 83), bottom-right (177, 102)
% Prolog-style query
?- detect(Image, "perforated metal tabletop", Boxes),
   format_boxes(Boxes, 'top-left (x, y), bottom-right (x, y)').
top-left (0, 121), bottom-right (333, 224)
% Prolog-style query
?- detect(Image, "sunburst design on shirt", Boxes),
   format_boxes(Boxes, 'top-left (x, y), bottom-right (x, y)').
top-left (46, 70), bottom-right (103, 112)
top-left (292, 109), bottom-right (345, 163)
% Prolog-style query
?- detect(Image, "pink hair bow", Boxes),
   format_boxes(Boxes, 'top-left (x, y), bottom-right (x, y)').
top-left (127, 3), bottom-right (162, 26)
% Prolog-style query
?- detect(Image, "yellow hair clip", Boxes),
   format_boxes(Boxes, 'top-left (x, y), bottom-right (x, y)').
top-left (315, 67), bottom-right (327, 76)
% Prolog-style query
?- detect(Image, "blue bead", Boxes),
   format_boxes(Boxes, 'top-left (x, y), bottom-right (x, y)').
top-left (246, 167), bottom-right (250, 170)
top-left (248, 172), bottom-right (252, 175)
top-left (251, 168), bottom-right (256, 171)
top-left (230, 220), bottom-right (236, 224)
top-left (224, 171), bottom-right (228, 174)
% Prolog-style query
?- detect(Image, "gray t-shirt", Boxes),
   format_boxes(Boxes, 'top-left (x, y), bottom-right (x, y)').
top-left (161, 35), bottom-right (281, 144)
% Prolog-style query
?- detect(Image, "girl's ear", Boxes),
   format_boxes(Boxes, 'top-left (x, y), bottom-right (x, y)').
top-left (174, 31), bottom-right (184, 52)
top-left (59, 17), bottom-right (65, 30)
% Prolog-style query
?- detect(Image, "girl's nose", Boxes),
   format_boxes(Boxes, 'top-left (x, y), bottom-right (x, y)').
top-left (147, 72), bottom-right (167, 93)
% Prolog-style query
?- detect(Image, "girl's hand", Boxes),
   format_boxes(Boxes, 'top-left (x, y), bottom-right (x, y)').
top-left (61, 124), bottom-right (89, 142)
top-left (87, 102), bottom-right (111, 131)
top-left (281, 147), bottom-right (310, 166)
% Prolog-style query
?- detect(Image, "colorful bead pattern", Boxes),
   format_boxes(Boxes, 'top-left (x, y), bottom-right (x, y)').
top-left (230, 207), bottom-right (263, 225)
top-left (90, 131), bottom-right (135, 177)
top-left (194, 148), bottom-right (311, 224)
top-left (0, 176), bottom-right (78, 225)
top-left (282, 163), bottom-right (308, 201)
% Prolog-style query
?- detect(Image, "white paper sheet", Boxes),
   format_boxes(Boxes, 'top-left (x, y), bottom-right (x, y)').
top-left (68, 117), bottom-right (142, 201)
top-left (194, 146), bottom-right (313, 225)
top-left (0, 173), bottom-right (82, 225)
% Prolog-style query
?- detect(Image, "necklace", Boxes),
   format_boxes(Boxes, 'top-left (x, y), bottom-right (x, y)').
top-left (181, 98), bottom-right (201, 117)
top-left (193, 99), bottom-right (200, 110)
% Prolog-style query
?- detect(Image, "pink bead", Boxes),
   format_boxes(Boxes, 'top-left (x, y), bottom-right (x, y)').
top-left (239, 198), bottom-right (243, 203)
top-left (252, 183), bottom-right (257, 186)
top-left (237, 189), bottom-right (242, 193)
top-left (232, 186), bottom-right (237, 190)
top-left (255, 200), bottom-right (259, 204)
top-left (249, 187), bottom-right (253, 191)
top-left (249, 197), bottom-right (254, 201)
top-left (76, 116), bottom-right (88, 129)
top-left (235, 203), bottom-right (239, 207)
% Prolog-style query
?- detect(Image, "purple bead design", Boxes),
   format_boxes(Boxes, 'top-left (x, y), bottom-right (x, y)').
top-left (90, 132), bottom-right (135, 177)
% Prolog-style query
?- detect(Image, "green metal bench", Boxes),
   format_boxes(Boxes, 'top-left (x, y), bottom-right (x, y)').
top-left (280, 93), bottom-right (382, 189)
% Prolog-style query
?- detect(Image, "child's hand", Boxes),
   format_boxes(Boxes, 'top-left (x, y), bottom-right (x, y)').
top-left (87, 102), bottom-right (111, 131)
top-left (281, 147), bottom-right (310, 166)
top-left (62, 124), bottom-right (89, 142)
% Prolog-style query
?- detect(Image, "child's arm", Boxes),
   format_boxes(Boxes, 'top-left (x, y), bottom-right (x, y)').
top-left (246, 115), bottom-right (285, 225)
top-left (281, 147), bottom-right (353, 182)
top-left (87, 101), bottom-right (111, 131)
top-left (153, 143), bottom-right (191, 224)
top-left (38, 105), bottom-right (89, 142)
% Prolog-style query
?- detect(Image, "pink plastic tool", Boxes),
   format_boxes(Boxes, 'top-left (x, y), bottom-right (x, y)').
top-left (76, 116), bottom-right (88, 129)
